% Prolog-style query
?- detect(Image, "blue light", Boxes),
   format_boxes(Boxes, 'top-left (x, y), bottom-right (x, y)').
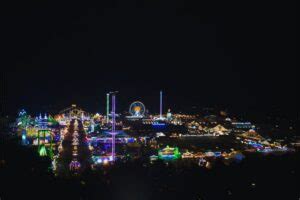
top-left (127, 138), bottom-right (135, 143)
top-left (214, 152), bottom-right (222, 157)
top-left (152, 122), bottom-right (166, 128)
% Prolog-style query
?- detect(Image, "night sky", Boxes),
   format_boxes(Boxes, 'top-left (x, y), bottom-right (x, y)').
top-left (2, 1), bottom-right (297, 116)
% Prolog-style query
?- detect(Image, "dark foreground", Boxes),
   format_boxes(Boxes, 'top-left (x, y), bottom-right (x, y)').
top-left (1, 136), bottom-right (299, 200)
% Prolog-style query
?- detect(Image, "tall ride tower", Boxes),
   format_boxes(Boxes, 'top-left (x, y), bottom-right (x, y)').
top-left (106, 93), bottom-right (110, 123)
top-left (109, 91), bottom-right (118, 161)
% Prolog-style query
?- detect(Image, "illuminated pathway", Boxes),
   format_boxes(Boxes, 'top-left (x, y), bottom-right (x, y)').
top-left (55, 119), bottom-right (91, 175)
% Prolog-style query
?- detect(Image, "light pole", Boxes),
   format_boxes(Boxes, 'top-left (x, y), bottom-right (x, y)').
top-left (109, 91), bottom-right (118, 161)
top-left (106, 93), bottom-right (110, 123)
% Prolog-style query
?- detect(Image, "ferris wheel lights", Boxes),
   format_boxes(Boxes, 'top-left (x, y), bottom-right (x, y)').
top-left (129, 101), bottom-right (146, 117)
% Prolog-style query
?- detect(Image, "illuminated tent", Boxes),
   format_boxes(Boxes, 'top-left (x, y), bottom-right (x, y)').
top-left (240, 129), bottom-right (264, 140)
top-left (182, 151), bottom-right (194, 158)
top-left (156, 132), bottom-right (166, 137)
top-left (211, 125), bottom-right (228, 132)
top-left (210, 124), bottom-right (229, 135)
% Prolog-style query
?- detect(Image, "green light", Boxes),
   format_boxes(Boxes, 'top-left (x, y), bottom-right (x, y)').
top-left (39, 145), bottom-right (47, 157)
top-left (174, 147), bottom-right (181, 159)
top-left (48, 115), bottom-right (58, 125)
top-left (158, 145), bottom-right (181, 160)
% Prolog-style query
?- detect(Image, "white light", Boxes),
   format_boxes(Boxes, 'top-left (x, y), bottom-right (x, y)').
top-left (103, 159), bottom-right (109, 164)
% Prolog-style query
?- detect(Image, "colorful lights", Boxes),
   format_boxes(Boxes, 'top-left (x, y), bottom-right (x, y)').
top-left (93, 156), bottom-right (113, 165)
top-left (129, 101), bottom-right (146, 117)
top-left (10, 94), bottom-right (295, 176)
top-left (158, 145), bottom-right (181, 160)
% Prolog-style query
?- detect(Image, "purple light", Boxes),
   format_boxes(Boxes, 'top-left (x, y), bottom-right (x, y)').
top-left (112, 94), bottom-right (116, 133)
top-left (110, 92), bottom-right (117, 162)
top-left (69, 160), bottom-right (81, 171)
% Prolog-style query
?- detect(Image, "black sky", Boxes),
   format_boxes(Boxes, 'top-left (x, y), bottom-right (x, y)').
top-left (1, 1), bottom-right (297, 115)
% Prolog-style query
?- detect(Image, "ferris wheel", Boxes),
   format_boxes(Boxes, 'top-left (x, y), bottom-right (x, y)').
top-left (129, 101), bottom-right (146, 117)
